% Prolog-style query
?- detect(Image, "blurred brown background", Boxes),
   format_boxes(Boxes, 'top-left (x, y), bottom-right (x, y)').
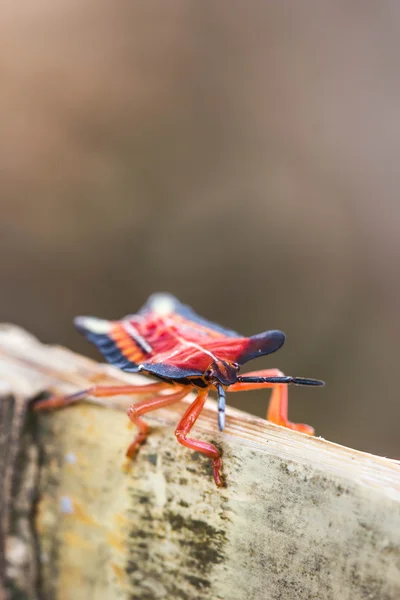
top-left (1, 2), bottom-right (399, 457)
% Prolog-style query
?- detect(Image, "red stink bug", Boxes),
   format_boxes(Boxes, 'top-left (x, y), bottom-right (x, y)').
top-left (35, 293), bottom-right (324, 486)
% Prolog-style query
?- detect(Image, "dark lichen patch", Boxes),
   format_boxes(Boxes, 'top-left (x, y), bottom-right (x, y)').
top-left (184, 452), bottom-right (215, 480)
top-left (179, 499), bottom-right (189, 508)
top-left (179, 538), bottom-right (224, 570)
top-left (349, 564), bottom-right (392, 600)
top-left (146, 453), bottom-right (158, 466)
top-left (129, 528), bottom-right (152, 540)
top-left (276, 458), bottom-right (355, 509)
top-left (184, 574), bottom-right (211, 590)
top-left (185, 466), bottom-right (198, 474)
top-left (166, 512), bottom-right (224, 539)
top-left (300, 552), bottom-right (330, 579)
top-left (166, 511), bottom-right (226, 574)
top-left (126, 560), bottom-right (139, 574)
top-left (273, 575), bottom-right (318, 600)
top-left (202, 458), bottom-right (216, 481)
top-left (137, 542), bottom-right (149, 553)
top-left (129, 591), bottom-right (161, 600)
top-left (265, 503), bottom-right (288, 534)
top-left (166, 511), bottom-right (185, 531)
top-left (336, 484), bottom-right (349, 497)
top-left (218, 510), bottom-right (232, 523)
top-left (141, 513), bottom-right (154, 522)
top-left (138, 495), bottom-right (150, 504)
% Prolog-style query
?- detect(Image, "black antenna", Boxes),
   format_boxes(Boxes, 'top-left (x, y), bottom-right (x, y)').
top-left (237, 376), bottom-right (324, 386)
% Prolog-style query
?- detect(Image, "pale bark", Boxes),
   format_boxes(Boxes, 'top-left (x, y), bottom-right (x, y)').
top-left (0, 324), bottom-right (399, 599)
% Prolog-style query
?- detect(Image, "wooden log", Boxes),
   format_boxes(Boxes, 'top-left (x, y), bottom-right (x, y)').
top-left (0, 324), bottom-right (399, 600)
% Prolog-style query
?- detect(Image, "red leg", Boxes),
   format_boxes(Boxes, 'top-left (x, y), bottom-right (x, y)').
top-left (229, 369), bottom-right (314, 435)
top-left (175, 390), bottom-right (223, 487)
top-left (33, 382), bottom-right (170, 411)
top-left (126, 386), bottom-right (190, 457)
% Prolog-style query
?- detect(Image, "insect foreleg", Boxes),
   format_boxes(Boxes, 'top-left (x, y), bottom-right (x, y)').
top-left (228, 368), bottom-right (315, 435)
top-left (175, 390), bottom-right (224, 487)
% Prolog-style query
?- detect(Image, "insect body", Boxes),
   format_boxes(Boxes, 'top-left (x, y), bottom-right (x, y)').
top-left (34, 293), bottom-right (324, 486)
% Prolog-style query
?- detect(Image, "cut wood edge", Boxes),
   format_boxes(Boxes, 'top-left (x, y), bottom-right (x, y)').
top-left (0, 323), bottom-right (399, 500)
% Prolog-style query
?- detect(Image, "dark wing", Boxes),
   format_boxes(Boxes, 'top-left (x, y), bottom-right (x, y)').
top-left (236, 330), bottom-right (286, 364)
top-left (139, 363), bottom-right (204, 380)
top-left (138, 293), bottom-right (241, 338)
top-left (74, 316), bottom-right (142, 373)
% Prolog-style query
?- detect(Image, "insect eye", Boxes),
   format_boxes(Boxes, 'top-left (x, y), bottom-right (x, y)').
top-left (232, 362), bottom-right (239, 370)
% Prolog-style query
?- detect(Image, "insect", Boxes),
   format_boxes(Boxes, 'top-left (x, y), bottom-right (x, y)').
top-left (34, 293), bottom-right (324, 486)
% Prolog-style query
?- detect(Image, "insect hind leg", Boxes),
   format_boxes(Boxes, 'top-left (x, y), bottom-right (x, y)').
top-left (33, 382), bottom-right (170, 411)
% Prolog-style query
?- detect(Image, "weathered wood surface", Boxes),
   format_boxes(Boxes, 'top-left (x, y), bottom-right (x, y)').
top-left (0, 325), bottom-right (399, 600)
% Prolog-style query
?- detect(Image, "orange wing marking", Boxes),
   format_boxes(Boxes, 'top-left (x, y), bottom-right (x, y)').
top-left (111, 325), bottom-right (148, 364)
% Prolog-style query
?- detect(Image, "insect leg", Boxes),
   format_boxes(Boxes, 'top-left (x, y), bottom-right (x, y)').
top-left (228, 369), bottom-right (314, 435)
top-left (33, 382), bottom-right (170, 411)
top-left (126, 386), bottom-right (190, 457)
top-left (175, 390), bottom-right (223, 487)
top-left (216, 383), bottom-right (226, 431)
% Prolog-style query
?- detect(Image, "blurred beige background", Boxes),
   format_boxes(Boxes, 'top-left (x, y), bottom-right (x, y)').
top-left (1, 1), bottom-right (399, 456)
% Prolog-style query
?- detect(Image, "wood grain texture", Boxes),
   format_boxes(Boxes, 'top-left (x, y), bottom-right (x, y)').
top-left (0, 324), bottom-right (399, 600)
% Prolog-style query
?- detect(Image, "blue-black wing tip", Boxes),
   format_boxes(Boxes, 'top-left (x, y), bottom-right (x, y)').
top-left (238, 329), bottom-right (286, 364)
top-left (265, 329), bottom-right (286, 348)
